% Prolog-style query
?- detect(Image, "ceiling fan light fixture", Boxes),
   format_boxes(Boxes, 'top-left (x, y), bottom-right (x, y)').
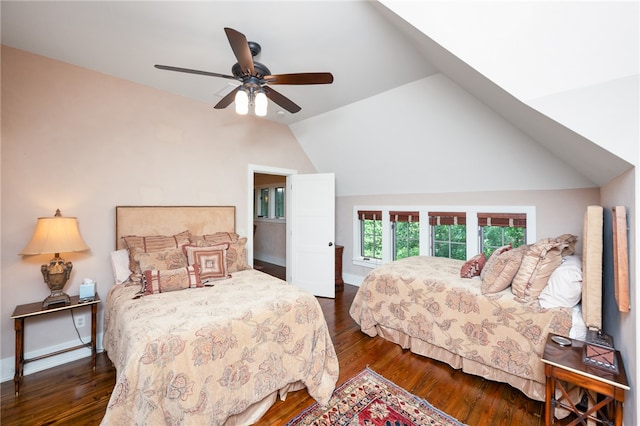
top-left (235, 89), bottom-right (249, 115)
top-left (254, 91), bottom-right (268, 117)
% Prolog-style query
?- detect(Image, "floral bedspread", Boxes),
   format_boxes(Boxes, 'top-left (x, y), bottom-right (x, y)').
top-left (349, 256), bottom-right (572, 399)
top-left (102, 269), bottom-right (338, 425)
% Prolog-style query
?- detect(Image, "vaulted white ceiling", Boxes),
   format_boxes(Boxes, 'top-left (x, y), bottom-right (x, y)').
top-left (2, 1), bottom-right (637, 192)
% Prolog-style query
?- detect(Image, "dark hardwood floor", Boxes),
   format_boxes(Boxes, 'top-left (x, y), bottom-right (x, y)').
top-left (2, 261), bottom-right (572, 425)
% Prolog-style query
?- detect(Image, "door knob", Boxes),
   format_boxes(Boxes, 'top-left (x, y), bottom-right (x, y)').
top-left (328, 242), bottom-right (333, 247)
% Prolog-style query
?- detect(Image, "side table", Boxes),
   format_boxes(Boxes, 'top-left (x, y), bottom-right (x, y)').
top-left (11, 294), bottom-right (101, 396)
top-left (335, 244), bottom-right (344, 291)
top-left (542, 333), bottom-right (629, 426)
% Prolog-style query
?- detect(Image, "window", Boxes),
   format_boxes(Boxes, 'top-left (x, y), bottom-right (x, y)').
top-left (358, 210), bottom-right (382, 259)
top-left (429, 212), bottom-right (466, 260)
top-left (274, 187), bottom-right (285, 218)
top-left (478, 213), bottom-right (527, 256)
top-left (391, 211), bottom-right (420, 260)
top-left (255, 185), bottom-right (285, 220)
top-left (353, 206), bottom-right (535, 269)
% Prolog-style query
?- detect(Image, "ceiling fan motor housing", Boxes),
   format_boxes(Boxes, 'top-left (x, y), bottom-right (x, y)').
top-left (232, 61), bottom-right (271, 79)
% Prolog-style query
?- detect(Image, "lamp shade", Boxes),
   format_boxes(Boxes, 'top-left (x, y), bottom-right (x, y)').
top-left (20, 210), bottom-right (89, 255)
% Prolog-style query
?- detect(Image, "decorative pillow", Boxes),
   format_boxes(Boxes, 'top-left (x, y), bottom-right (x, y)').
top-left (555, 233), bottom-right (578, 257)
top-left (479, 244), bottom-right (512, 281)
top-left (460, 253), bottom-right (486, 278)
top-left (511, 236), bottom-right (573, 302)
top-left (110, 249), bottom-right (131, 284)
top-left (191, 232), bottom-right (239, 244)
top-left (481, 244), bottom-right (530, 294)
top-left (539, 255), bottom-right (583, 308)
top-left (196, 237), bottom-right (250, 273)
top-left (134, 248), bottom-right (188, 272)
top-left (121, 230), bottom-right (191, 283)
top-left (142, 266), bottom-right (202, 295)
top-left (183, 244), bottom-right (230, 283)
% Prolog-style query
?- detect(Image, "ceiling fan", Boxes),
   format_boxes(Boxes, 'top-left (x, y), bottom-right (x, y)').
top-left (155, 27), bottom-right (334, 115)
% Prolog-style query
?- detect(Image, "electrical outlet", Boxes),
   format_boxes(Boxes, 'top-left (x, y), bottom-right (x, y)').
top-left (74, 315), bottom-right (86, 328)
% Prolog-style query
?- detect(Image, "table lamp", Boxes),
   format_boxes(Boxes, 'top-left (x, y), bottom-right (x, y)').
top-left (20, 209), bottom-right (90, 307)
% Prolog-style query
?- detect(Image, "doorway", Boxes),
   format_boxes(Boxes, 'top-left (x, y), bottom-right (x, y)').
top-left (253, 172), bottom-right (287, 268)
top-left (246, 165), bottom-right (297, 272)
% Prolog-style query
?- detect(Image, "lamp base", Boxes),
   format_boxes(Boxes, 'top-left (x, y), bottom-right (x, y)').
top-left (41, 255), bottom-right (73, 308)
top-left (43, 290), bottom-right (70, 308)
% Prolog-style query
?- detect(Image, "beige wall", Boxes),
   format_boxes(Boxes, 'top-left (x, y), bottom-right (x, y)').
top-left (0, 46), bottom-right (317, 369)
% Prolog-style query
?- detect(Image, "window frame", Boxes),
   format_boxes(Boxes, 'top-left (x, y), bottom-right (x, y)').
top-left (254, 184), bottom-right (286, 222)
top-left (390, 211), bottom-right (420, 260)
top-left (353, 205), bottom-right (536, 269)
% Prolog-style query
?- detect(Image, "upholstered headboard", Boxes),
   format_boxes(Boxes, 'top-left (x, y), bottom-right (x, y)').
top-left (581, 205), bottom-right (603, 330)
top-left (115, 206), bottom-right (236, 249)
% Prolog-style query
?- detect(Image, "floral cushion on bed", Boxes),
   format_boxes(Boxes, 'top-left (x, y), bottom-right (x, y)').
top-left (134, 248), bottom-right (188, 272)
top-left (479, 244), bottom-right (512, 281)
top-left (122, 230), bottom-right (191, 284)
top-left (183, 243), bottom-right (230, 283)
top-left (511, 234), bottom-right (577, 302)
top-left (191, 232), bottom-right (238, 244)
top-left (460, 253), bottom-right (486, 278)
top-left (195, 236), bottom-right (250, 273)
top-left (481, 244), bottom-right (530, 294)
top-left (142, 266), bottom-right (202, 295)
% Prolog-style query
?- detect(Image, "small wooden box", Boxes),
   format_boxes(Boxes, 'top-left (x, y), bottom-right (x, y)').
top-left (583, 330), bottom-right (618, 373)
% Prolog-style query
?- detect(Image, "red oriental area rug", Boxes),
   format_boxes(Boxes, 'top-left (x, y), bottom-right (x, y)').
top-left (286, 368), bottom-right (466, 426)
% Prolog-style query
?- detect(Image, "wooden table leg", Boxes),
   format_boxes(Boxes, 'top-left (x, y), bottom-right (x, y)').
top-left (14, 317), bottom-right (24, 396)
top-left (545, 366), bottom-right (554, 426)
top-left (91, 303), bottom-right (97, 370)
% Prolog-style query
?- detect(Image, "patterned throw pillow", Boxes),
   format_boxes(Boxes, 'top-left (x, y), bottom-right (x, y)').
top-left (195, 237), bottom-right (250, 273)
top-left (511, 236), bottom-right (574, 302)
top-left (183, 244), bottom-right (230, 284)
top-left (121, 230), bottom-right (191, 284)
top-left (142, 266), bottom-right (202, 295)
top-left (479, 244), bottom-right (512, 281)
top-left (134, 248), bottom-right (188, 272)
top-left (481, 244), bottom-right (530, 294)
top-left (460, 253), bottom-right (486, 278)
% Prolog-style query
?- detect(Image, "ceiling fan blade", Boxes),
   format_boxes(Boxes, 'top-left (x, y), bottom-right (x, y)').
top-left (224, 27), bottom-right (255, 76)
top-left (263, 86), bottom-right (301, 114)
top-left (264, 72), bottom-right (334, 85)
top-left (213, 86), bottom-right (240, 109)
top-left (155, 64), bottom-right (236, 80)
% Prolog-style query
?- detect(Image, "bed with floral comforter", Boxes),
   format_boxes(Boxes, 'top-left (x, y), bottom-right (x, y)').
top-left (349, 256), bottom-right (575, 402)
top-left (102, 269), bottom-right (338, 425)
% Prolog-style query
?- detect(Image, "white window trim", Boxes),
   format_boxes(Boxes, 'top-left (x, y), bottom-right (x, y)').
top-left (353, 205), bottom-right (536, 269)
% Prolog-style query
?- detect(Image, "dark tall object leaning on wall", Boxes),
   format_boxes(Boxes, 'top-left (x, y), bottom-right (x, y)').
top-left (602, 206), bottom-right (630, 313)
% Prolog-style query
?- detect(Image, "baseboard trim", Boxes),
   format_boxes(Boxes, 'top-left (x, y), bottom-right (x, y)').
top-left (343, 272), bottom-right (364, 287)
top-left (1, 333), bottom-right (104, 383)
top-left (254, 254), bottom-right (285, 267)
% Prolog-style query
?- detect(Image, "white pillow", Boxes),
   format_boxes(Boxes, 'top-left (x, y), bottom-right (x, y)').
top-left (110, 249), bottom-right (131, 284)
top-left (538, 255), bottom-right (582, 308)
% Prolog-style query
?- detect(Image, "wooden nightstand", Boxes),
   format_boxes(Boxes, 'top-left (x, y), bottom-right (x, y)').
top-left (11, 294), bottom-right (101, 396)
top-left (542, 333), bottom-right (629, 426)
top-left (335, 244), bottom-right (344, 291)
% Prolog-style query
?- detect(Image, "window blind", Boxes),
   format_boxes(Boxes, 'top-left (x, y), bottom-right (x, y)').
top-left (357, 210), bottom-right (382, 221)
top-left (477, 213), bottom-right (527, 227)
top-left (428, 212), bottom-right (466, 226)
top-left (389, 211), bottom-right (419, 223)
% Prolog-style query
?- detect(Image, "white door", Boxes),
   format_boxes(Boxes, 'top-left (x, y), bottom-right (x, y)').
top-left (287, 173), bottom-right (335, 298)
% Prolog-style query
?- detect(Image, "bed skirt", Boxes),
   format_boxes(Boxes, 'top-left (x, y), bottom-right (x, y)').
top-left (375, 324), bottom-right (546, 401)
